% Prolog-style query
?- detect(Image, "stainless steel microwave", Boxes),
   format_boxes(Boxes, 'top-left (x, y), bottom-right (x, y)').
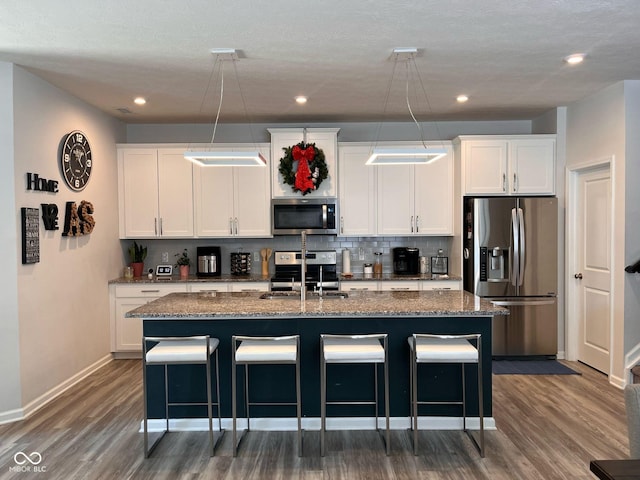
top-left (271, 198), bottom-right (338, 235)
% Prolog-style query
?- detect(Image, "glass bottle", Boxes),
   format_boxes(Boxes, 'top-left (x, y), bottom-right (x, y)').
top-left (374, 252), bottom-right (383, 275)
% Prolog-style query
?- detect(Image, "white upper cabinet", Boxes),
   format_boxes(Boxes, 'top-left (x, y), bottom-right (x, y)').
top-left (193, 145), bottom-right (271, 238)
top-left (338, 143), bottom-right (454, 236)
top-left (458, 135), bottom-right (556, 196)
top-left (338, 144), bottom-right (377, 236)
top-left (269, 128), bottom-right (339, 198)
top-left (118, 147), bottom-right (194, 238)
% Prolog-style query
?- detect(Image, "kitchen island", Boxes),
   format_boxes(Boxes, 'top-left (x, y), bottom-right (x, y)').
top-left (128, 290), bottom-right (505, 430)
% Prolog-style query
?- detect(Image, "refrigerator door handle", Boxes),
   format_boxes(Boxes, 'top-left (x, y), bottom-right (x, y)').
top-left (511, 208), bottom-right (519, 286)
top-left (517, 207), bottom-right (525, 287)
top-left (490, 299), bottom-right (556, 307)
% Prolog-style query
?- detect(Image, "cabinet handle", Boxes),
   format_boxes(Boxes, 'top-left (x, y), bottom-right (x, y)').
top-left (240, 288), bottom-right (259, 292)
top-left (198, 289), bottom-right (221, 293)
top-left (350, 287), bottom-right (369, 291)
top-left (340, 216), bottom-right (344, 234)
top-left (234, 217), bottom-right (239, 235)
top-left (502, 173), bottom-right (507, 192)
top-left (140, 289), bottom-right (160, 293)
top-left (391, 287), bottom-right (410, 291)
top-left (154, 218), bottom-right (158, 236)
top-left (410, 216), bottom-right (414, 233)
top-left (159, 217), bottom-right (163, 235)
top-left (416, 215), bottom-right (419, 233)
top-left (513, 173), bottom-right (517, 192)
top-left (229, 218), bottom-right (233, 235)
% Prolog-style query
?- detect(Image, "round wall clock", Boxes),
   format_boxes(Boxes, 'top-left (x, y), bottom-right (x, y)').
top-left (60, 130), bottom-right (92, 191)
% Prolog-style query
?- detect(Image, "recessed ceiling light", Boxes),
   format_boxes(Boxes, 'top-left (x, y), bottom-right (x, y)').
top-left (564, 53), bottom-right (585, 65)
top-left (134, 97), bottom-right (147, 105)
top-left (295, 96), bottom-right (307, 104)
top-left (456, 94), bottom-right (469, 103)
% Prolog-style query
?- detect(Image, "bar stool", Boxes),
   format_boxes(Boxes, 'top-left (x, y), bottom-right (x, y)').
top-left (142, 335), bottom-right (223, 458)
top-left (408, 333), bottom-right (484, 457)
top-left (320, 333), bottom-right (390, 456)
top-left (231, 335), bottom-right (302, 457)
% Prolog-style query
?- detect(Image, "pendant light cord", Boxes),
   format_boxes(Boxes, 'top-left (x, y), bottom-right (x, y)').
top-left (404, 59), bottom-right (427, 149)
top-left (410, 56), bottom-right (446, 150)
top-left (209, 59), bottom-right (225, 144)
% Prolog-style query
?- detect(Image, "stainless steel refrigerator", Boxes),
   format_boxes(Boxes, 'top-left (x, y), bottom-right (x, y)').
top-left (463, 197), bottom-right (558, 357)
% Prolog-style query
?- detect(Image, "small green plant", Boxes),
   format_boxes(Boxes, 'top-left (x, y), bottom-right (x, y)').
top-left (174, 249), bottom-right (190, 267)
top-left (128, 241), bottom-right (147, 263)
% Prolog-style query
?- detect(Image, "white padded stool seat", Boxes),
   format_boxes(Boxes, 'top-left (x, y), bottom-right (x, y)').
top-left (409, 336), bottom-right (478, 363)
top-left (147, 338), bottom-right (220, 364)
top-left (323, 337), bottom-right (385, 363)
top-left (235, 338), bottom-right (297, 363)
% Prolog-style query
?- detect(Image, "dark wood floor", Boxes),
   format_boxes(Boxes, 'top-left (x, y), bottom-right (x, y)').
top-left (0, 359), bottom-right (628, 479)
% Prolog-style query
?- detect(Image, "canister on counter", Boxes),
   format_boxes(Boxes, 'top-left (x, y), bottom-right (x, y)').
top-left (420, 256), bottom-right (429, 274)
top-left (364, 263), bottom-right (373, 278)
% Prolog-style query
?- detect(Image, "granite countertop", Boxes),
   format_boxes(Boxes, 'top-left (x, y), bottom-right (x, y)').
top-left (126, 290), bottom-right (506, 319)
top-left (109, 274), bottom-right (271, 285)
top-left (109, 273), bottom-right (461, 284)
top-left (339, 273), bottom-right (461, 281)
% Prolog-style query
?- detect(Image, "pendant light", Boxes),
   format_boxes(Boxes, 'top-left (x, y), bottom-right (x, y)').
top-left (366, 47), bottom-right (446, 165)
top-left (184, 48), bottom-right (267, 167)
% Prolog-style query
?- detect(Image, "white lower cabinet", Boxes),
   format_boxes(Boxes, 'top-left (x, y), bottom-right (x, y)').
top-left (340, 281), bottom-right (379, 292)
top-left (341, 280), bottom-right (461, 292)
top-left (379, 280), bottom-right (421, 291)
top-left (110, 284), bottom-right (187, 355)
top-left (421, 280), bottom-right (462, 291)
top-left (229, 282), bottom-right (270, 292)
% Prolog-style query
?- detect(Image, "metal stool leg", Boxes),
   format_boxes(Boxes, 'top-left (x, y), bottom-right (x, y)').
top-left (232, 344), bottom-right (238, 457)
top-left (321, 339), bottom-right (327, 457)
top-left (383, 337), bottom-right (390, 455)
top-left (296, 338), bottom-right (302, 457)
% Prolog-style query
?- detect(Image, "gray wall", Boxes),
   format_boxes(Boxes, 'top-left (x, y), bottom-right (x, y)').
top-left (126, 120), bottom-right (533, 144)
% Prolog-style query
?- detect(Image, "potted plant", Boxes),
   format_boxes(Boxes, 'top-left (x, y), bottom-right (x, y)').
top-left (128, 241), bottom-right (147, 278)
top-left (175, 249), bottom-right (191, 279)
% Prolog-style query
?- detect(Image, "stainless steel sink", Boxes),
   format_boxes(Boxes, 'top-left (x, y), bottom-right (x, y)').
top-left (259, 291), bottom-right (348, 300)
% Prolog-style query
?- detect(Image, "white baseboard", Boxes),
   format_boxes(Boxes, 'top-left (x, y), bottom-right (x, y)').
top-left (142, 416), bottom-right (496, 433)
top-left (0, 354), bottom-right (113, 425)
top-left (0, 407), bottom-right (25, 425)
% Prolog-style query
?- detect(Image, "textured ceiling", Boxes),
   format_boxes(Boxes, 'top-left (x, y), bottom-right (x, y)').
top-left (1, 0), bottom-right (639, 124)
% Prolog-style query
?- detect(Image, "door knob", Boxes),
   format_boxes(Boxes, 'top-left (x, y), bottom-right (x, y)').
top-left (574, 273), bottom-right (583, 279)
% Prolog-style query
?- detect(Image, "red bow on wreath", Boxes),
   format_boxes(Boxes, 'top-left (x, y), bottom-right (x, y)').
top-left (292, 145), bottom-right (316, 193)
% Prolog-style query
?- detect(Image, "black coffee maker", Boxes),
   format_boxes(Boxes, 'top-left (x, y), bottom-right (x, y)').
top-left (197, 246), bottom-right (221, 277)
top-left (393, 247), bottom-right (420, 275)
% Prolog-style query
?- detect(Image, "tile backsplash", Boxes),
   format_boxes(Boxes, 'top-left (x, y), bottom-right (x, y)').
top-left (121, 235), bottom-right (453, 276)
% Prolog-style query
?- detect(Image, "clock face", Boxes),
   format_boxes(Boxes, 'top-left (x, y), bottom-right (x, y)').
top-left (61, 131), bottom-right (92, 191)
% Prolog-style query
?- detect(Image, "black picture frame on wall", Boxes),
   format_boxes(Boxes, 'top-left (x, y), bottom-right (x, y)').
top-left (21, 207), bottom-right (40, 264)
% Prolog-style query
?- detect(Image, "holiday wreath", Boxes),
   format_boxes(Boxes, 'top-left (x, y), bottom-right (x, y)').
top-left (278, 142), bottom-right (328, 195)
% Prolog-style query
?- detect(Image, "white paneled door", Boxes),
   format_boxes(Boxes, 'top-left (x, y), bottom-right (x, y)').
top-left (576, 165), bottom-right (612, 374)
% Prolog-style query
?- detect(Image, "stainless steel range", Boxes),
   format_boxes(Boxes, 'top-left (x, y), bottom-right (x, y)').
top-left (271, 250), bottom-right (339, 291)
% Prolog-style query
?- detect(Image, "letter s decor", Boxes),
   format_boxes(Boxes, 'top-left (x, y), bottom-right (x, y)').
top-left (62, 200), bottom-right (96, 237)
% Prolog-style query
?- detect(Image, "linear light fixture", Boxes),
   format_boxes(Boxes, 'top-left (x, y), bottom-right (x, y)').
top-left (367, 47), bottom-right (447, 166)
top-left (185, 151), bottom-right (267, 166)
top-left (365, 148), bottom-right (446, 165)
top-left (184, 49), bottom-right (266, 167)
